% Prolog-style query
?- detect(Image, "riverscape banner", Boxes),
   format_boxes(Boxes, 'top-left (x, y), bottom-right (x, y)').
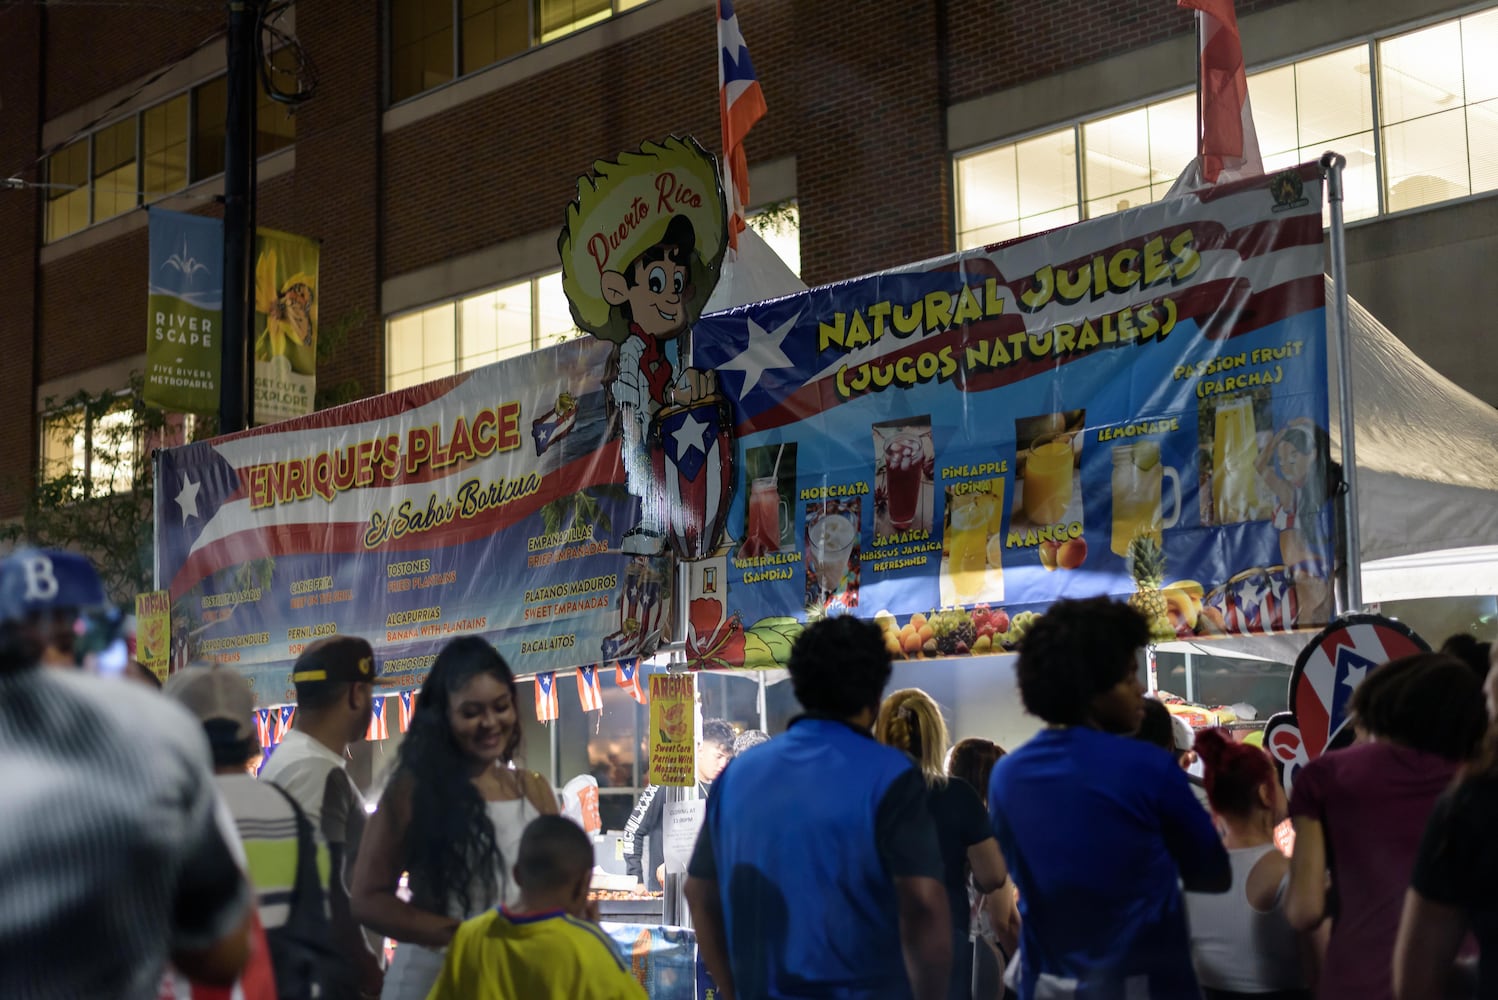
top-left (155, 336), bottom-right (669, 706)
top-left (145, 209), bottom-right (223, 413)
top-left (688, 163), bottom-right (1333, 669)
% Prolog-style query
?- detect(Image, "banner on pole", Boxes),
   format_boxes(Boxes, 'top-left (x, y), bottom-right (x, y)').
top-left (648, 673), bottom-right (695, 786)
top-left (155, 335), bottom-right (669, 707)
top-left (146, 209), bottom-right (223, 413)
top-left (689, 163), bottom-right (1333, 669)
top-left (135, 589), bottom-right (171, 683)
top-left (254, 227), bottom-right (319, 425)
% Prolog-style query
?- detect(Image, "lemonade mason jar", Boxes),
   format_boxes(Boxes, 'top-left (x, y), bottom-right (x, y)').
top-left (1109, 440), bottom-right (1182, 556)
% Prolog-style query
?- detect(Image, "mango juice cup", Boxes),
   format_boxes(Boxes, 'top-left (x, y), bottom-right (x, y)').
top-left (1023, 433), bottom-right (1074, 524)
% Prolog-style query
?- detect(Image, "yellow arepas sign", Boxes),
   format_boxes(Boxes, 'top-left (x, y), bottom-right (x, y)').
top-left (648, 672), bottom-right (696, 786)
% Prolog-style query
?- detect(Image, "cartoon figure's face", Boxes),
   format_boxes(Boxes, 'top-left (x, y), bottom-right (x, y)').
top-left (1277, 440), bottom-right (1310, 485)
top-left (601, 250), bottom-right (692, 339)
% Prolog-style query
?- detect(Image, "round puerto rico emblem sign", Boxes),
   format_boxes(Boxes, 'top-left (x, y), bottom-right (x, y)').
top-left (1262, 613), bottom-right (1429, 792)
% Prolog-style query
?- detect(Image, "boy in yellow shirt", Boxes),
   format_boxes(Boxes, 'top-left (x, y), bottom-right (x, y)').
top-left (428, 815), bottom-right (647, 1000)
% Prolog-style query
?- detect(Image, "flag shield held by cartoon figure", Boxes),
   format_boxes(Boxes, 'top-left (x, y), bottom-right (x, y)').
top-left (652, 394), bottom-right (735, 561)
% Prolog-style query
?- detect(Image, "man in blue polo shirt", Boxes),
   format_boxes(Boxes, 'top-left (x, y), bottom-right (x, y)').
top-left (686, 616), bottom-right (951, 1000)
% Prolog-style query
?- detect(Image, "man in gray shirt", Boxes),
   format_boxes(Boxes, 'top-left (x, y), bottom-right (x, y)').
top-left (0, 548), bottom-right (250, 997)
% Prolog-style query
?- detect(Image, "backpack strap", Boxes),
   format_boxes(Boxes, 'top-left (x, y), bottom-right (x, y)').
top-left (264, 781), bottom-right (322, 918)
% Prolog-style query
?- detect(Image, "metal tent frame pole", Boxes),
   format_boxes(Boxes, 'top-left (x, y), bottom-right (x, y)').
top-left (1321, 151), bottom-right (1361, 615)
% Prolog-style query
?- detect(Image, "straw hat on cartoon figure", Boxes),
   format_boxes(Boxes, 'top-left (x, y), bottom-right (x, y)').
top-left (558, 135), bottom-right (727, 380)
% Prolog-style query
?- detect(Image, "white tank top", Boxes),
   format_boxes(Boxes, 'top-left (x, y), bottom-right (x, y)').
top-left (1184, 843), bottom-right (1306, 992)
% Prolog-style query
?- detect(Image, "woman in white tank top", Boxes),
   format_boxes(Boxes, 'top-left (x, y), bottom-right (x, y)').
top-left (1184, 728), bottom-right (1313, 1000)
top-left (351, 637), bottom-right (558, 1000)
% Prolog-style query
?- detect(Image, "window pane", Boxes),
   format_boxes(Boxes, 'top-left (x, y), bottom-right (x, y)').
top-left (1384, 108), bottom-right (1471, 212)
top-left (1312, 132), bottom-right (1378, 223)
top-left (142, 95), bottom-right (189, 201)
top-left (257, 51), bottom-right (298, 156)
top-left (1467, 99), bottom-right (1498, 196)
top-left (461, 0), bottom-right (528, 73)
top-left (390, 0), bottom-right (454, 102)
top-left (1015, 128), bottom-right (1077, 219)
top-left (459, 282), bottom-right (531, 369)
top-left (44, 139), bottom-right (90, 242)
top-left (193, 76), bottom-right (228, 180)
top-left (1146, 93), bottom-right (1197, 189)
top-left (1295, 46), bottom-right (1374, 149)
top-left (747, 202), bottom-right (801, 277)
top-left (1083, 108), bottom-right (1151, 202)
top-left (91, 407), bottom-right (138, 494)
top-left (92, 118), bottom-right (137, 222)
top-left (616, 0), bottom-right (651, 9)
top-left (1380, 21), bottom-right (1465, 126)
top-left (41, 411), bottom-right (85, 481)
top-left (385, 303), bottom-right (457, 390)
top-left (1018, 205), bottom-right (1079, 236)
top-left (956, 144), bottom-right (1019, 248)
top-left (536, 0), bottom-right (611, 43)
top-left (1463, 9), bottom-right (1498, 105)
top-left (1249, 64), bottom-right (1299, 158)
top-left (558, 683), bottom-right (640, 788)
top-left (535, 271), bottom-right (583, 346)
top-left (1086, 185), bottom-right (1149, 220)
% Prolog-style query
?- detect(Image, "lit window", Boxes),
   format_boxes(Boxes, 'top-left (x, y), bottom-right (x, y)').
top-left (385, 271), bottom-right (586, 390)
top-left (386, 302), bottom-right (457, 391)
top-left (39, 401), bottom-right (140, 498)
top-left (192, 76), bottom-right (228, 181)
top-left (460, 0), bottom-right (528, 74)
top-left (142, 95), bottom-right (189, 202)
top-left (956, 126), bottom-right (1077, 250)
top-left (536, 0), bottom-right (611, 43)
top-left (747, 202), bottom-right (802, 277)
top-left (92, 119), bottom-right (137, 223)
top-left (44, 139), bottom-right (91, 242)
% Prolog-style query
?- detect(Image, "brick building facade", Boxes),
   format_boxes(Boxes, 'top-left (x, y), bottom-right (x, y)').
top-left (2, 0), bottom-right (1494, 519)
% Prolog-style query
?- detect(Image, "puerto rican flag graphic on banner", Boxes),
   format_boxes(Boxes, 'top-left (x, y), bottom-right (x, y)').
top-left (535, 672), bottom-right (560, 723)
top-left (718, 0), bottom-right (766, 251)
top-left (397, 690), bottom-right (415, 733)
top-left (615, 657), bottom-right (648, 705)
top-left (654, 400), bottom-right (732, 561)
top-left (1180, 0), bottom-right (1262, 183)
top-left (576, 664), bottom-right (604, 713)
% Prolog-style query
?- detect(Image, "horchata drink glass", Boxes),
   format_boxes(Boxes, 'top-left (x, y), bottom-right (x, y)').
top-left (883, 431), bottom-right (925, 530)
top-left (809, 513), bottom-right (857, 592)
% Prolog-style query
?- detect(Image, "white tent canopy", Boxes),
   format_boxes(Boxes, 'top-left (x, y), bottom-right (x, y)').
top-left (1338, 284), bottom-right (1498, 599)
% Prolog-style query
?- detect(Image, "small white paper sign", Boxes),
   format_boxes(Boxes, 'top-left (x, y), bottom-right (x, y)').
top-left (662, 798), bottom-right (706, 874)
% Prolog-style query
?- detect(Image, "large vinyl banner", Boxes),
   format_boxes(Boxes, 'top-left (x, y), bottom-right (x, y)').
top-left (689, 165), bottom-right (1332, 669)
top-left (156, 336), bottom-right (669, 706)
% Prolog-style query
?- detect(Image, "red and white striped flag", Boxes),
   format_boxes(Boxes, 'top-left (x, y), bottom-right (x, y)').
top-left (615, 657), bottom-right (648, 705)
top-left (576, 664), bottom-right (604, 713)
top-left (535, 672), bottom-right (560, 723)
top-left (719, 0), bottom-right (767, 252)
top-left (1181, 0), bottom-right (1261, 183)
top-left (366, 695), bottom-right (389, 742)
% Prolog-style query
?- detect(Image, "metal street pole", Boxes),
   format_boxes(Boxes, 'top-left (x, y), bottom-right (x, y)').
top-left (220, 0), bottom-right (260, 433)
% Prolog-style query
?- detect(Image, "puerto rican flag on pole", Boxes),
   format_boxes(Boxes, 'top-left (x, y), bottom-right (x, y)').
top-left (576, 664), bottom-right (605, 713)
top-left (719, 0), bottom-right (767, 253)
top-left (1180, 0), bottom-right (1261, 184)
top-left (366, 695), bottom-right (389, 742)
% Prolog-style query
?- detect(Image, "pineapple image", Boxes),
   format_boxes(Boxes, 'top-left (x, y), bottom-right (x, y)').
top-left (1127, 533), bottom-right (1177, 644)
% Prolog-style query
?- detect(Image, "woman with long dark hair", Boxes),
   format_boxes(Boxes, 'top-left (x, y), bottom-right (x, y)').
top-left (351, 637), bottom-right (558, 1000)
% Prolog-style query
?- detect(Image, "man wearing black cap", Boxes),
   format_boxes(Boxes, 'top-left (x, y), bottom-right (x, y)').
top-left (0, 548), bottom-right (251, 996)
top-left (260, 635), bottom-right (386, 997)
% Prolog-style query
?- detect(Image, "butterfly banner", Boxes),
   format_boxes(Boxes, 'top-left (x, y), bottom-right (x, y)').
top-left (253, 227), bottom-right (320, 425)
top-left (145, 208), bottom-right (223, 413)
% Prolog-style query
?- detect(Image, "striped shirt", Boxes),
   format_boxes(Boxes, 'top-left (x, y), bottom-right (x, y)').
top-left (0, 668), bottom-right (249, 999)
top-left (215, 773), bottom-right (332, 930)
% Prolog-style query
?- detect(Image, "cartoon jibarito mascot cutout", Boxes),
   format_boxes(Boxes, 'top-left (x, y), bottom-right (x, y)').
top-left (560, 137), bottom-right (728, 555)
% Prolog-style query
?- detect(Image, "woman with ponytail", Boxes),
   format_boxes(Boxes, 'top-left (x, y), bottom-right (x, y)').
top-left (351, 637), bottom-right (558, 1000)
top-left (876, 689), bottom-right (1010, 1000)
top-left (1184, 728), bottom-right (1311, 1000)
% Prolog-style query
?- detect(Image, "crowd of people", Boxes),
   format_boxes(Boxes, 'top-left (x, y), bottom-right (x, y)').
top-left (2, 544), bottom-right (1496, 1000)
